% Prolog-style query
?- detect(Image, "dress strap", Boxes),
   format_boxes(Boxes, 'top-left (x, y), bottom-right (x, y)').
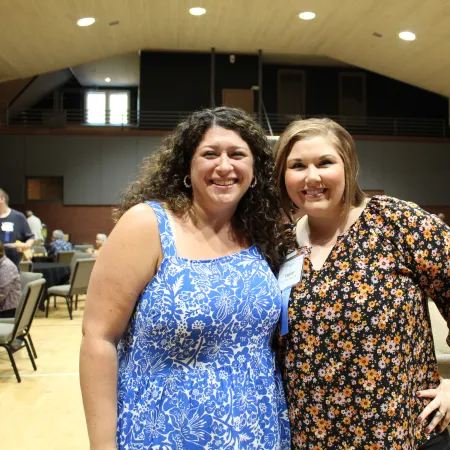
top-left (145, 201), bottom-right (177, 258)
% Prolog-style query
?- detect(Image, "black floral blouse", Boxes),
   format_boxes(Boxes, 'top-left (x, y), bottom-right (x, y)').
top-left (280, 196), bottom-right (450, 449)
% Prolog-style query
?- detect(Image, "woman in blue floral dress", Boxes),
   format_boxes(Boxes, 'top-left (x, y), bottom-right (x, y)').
top-left (80, 107), bottom-right (290, 449)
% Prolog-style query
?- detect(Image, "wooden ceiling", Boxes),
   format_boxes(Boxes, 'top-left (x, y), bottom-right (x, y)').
top-left (1, 0), bottom-right (449, 97)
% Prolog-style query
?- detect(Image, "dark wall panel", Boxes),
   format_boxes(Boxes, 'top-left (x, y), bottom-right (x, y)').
top-left (214, 53), bottom-right (259, 106)
top-left (140, 52), bottom-right (210, 111)
top-left (263, 65), bottom-right (340, 116)
top-left (366, 72), bottom-right (447, 118)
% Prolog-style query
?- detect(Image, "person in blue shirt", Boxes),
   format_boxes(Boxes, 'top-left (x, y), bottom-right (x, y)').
top-left (0, 189), bottom-right (34, 265)
top-left (47, 229), bottom-right (73, 261)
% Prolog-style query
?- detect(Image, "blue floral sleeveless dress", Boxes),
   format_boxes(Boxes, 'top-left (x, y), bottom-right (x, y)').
top-left (116, 202), bottom-right (290, 449)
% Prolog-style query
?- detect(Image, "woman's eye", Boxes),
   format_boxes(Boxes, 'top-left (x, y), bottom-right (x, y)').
top-left (292, 163), bottom-right (305, 169)
top-left (320, 160), bottom-right (332, 166)
top-left (203, 151), bottom-right (216, 157)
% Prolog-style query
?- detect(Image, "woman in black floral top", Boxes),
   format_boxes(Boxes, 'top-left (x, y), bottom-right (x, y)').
top-left (274, 118), bottom-right (450, 449)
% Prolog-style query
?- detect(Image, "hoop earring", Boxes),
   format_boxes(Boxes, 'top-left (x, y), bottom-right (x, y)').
top-left (250, 177), bottom-right (257, 189)
top-left (183, 175), bottom-right (192, 188)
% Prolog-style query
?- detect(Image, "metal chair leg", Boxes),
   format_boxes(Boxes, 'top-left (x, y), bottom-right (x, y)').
top-left (65, 296), bottom-right (73, 320)
top-left (2, 344), bottom-right (21, 383)
top-left (27, 334), bottom-right (38, 359)
top-left (45, 296), bottom-right (50, 318)
top-left (75, 295), bottom-right (78, 310)
top-left (24, 338), bottom-right (37, 371)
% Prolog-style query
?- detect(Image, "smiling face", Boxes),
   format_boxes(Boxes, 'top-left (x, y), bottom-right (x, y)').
top-left (189, 126), bottom-right (254, 215)
top-left (285, 135), bottom-right (345, 219)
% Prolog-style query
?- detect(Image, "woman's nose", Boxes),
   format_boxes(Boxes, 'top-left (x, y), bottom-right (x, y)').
top-left (217, 154), bottom-right (233, 172)
top-left (305, 165), bottom-right (320, 182)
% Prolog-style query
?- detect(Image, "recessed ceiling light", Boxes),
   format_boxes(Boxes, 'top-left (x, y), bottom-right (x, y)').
top-left (299, 11), bottom-right (315, 20)
top-left (189, 7), bottom-right (206, 16)
top-left (105, 78), bottom-right (111, 83)
top-left (77, 17), bottom-right (95, 27)
top-left (399, 31), bottom-right (416, 41)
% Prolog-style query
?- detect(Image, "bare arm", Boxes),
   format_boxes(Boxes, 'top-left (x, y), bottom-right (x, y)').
top-left (24, 238), bottom-right (34, 249)
top-left (79, 203), bottom-right (162, 449)
top-left (15, 239), bottom-right (34, 252)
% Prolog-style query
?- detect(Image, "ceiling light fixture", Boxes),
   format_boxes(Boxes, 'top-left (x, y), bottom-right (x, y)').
top-left (105, 78), bottom-right (111, 83)
top-left (77, 17), bottom-right (96, 27)
top-left (299, 11), bottom-right (315, 20)
top-left (189, 7), bottom-right (206, 16)
top-left (399, 31), bottom-right (416, 41)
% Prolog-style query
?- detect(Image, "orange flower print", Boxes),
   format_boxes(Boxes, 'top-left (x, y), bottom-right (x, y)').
top-left (282, 196), bottom-right (450, 449)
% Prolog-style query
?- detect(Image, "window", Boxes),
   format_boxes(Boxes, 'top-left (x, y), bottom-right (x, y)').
top-left (85, 91), bottom-right (130, 125)
top-left (27, 177), bottom-right (63, 202)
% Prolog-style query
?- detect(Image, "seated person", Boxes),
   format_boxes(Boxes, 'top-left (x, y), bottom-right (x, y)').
top-left (87, 233), bottom-right (107, 258)
top-left (47, 229), bottom-right (73, 261)
top-left (0, 241), bottom-right (21, 318)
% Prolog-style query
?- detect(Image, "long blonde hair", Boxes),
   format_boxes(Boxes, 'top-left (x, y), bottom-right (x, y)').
top-left (274, 118), bottom-right (365, 222)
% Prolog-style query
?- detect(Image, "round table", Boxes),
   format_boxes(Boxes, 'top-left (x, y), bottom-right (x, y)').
top-left (33, 262), bottom-right (71, 310)
top-left (32, 256), bottom-right (53, 263)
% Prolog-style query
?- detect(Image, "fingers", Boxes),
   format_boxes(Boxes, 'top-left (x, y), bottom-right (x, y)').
top-left (417, 379), bottom-right (450, 434)
top-left (424, 409), bottom-right (448, 434)
top-left (417, 397), bottom-right (441, 424)
top-left (437, 411), bottom-right (450, 434)
top-left (417, 389), bottom-right (439, 399)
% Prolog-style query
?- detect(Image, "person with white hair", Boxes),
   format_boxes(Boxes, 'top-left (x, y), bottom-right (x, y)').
top-left (47, 229), bottom-right (73, 261)
top-left (87, 233), bottom-right (107, 258)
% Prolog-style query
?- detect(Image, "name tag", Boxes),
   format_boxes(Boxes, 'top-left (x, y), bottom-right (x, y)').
top-left (1, 222), bottom-right (14, 232)
top-left (278, 253), bottom-right (304, 291)
top-left (278, 252), bottom-right (305, 336)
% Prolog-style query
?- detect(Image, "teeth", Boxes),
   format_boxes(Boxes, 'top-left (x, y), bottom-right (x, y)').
top-left (213, 180), bottom-right (236, 186)
top-left (306, 189), bottom-right (325, 195)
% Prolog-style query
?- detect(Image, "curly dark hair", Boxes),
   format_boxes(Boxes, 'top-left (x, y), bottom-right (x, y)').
top-left (114, 106), bottom-right (287, 271)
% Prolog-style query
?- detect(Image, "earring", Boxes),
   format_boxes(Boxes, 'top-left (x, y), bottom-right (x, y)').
top-left (250, 177), bottom-right (257, 188)
top-left (183, 175), bottom-right (192, 188)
